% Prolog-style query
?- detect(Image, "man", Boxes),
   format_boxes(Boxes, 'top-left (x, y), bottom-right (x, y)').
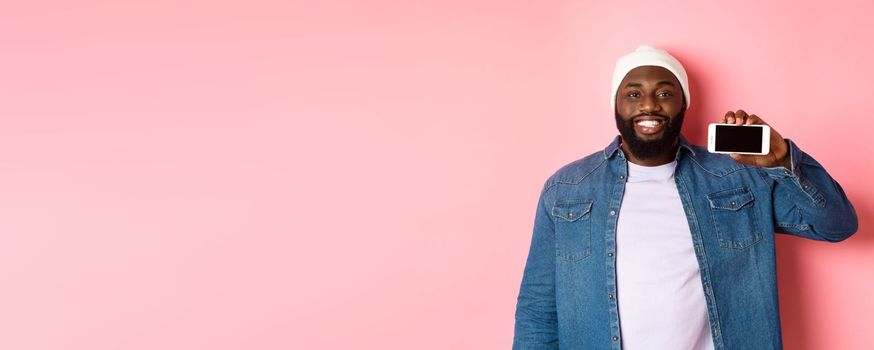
top-left (512, 45), bottom-right (858, 350)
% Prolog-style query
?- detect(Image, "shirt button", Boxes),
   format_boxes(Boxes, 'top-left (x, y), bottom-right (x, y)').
top-left (730, 201), bottom-right (736, 207)
top-left (568, 212), bottom-right (574, 218)
top-left (608, 293), bottom-right (614, 299)
top-left (619, 175), bottom-right (625, 180)
top-left (803, 184), bottom-right (809, 189)
top-left (612, 336), bottom-right (619, 341)
top-left (607, 252), bottom-right (613, 257)
top-left (784, 170), bottom-right (791, 175)
top-left (610, 210), bottom-right (616, 216)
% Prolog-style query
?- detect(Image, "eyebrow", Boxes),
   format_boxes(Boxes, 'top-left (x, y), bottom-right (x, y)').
top-left (624, 80), bottom-right (676, 88)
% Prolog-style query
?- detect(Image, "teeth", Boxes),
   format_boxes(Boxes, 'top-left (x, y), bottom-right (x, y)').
top-left (637, 120), bottom-right (661, 127)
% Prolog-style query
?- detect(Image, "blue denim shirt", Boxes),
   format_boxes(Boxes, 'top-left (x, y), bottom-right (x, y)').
top-left (512, 135), bottom-right (858, 350)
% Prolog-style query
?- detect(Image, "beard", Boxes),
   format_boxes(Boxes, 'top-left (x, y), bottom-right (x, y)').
top-left (614, 107), bottom-right (685, 161)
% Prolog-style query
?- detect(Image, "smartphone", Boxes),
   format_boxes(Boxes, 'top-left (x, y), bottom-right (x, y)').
top-left (707, 123), bottom-right (770, 155)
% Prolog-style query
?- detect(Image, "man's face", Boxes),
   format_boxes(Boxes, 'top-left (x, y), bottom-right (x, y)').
top-left (614, 65), bottom-right (686, 160)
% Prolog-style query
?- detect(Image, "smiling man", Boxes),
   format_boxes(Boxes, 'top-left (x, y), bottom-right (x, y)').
top-left (512, 45), bottom-right (858, 350)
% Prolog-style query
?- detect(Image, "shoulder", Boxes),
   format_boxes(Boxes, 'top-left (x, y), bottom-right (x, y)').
top-left (542, 149), bottom-right (609, 193)
top-left (683, 143), bottom-right (756, 177)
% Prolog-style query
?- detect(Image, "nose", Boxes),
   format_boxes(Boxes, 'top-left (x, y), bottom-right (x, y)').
top-left (638, 95), bottom-right (662, 114)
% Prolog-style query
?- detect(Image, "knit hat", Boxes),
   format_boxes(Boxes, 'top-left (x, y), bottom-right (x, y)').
top-left (611, 45), bottom-right (690, 111)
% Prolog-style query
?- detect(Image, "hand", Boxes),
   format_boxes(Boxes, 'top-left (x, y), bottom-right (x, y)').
top-left (721, 110), bottom-right (791, 169)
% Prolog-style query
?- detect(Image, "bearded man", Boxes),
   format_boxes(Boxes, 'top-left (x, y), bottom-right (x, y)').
top-left (512, 45), bottom-right (858, 350)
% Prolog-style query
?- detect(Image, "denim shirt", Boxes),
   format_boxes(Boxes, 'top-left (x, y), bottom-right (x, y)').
top-left (512, 135), bottom-right (858, 350)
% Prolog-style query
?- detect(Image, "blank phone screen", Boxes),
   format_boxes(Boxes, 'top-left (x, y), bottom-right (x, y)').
top-left (715, 125), bottom-right (763, 153)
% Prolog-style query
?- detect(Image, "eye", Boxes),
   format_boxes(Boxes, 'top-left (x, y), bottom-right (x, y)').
top-left (657, 91), bottom-right (673, 98)
top-left (626, 91), bottom-right (641, 98)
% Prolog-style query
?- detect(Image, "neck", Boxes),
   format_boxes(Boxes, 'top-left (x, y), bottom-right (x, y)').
top-left (620, 138), bottom-right (680, 166)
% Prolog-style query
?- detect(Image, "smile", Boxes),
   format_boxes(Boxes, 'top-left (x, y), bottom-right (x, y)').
top-left (636, 119), bottom-right (663, 127)
top-left (633, 117), bottom-right (667, 135)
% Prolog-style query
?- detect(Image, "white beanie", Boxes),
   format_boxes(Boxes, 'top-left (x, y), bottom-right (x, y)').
top-left (611, 45), bottom-right (690, 111)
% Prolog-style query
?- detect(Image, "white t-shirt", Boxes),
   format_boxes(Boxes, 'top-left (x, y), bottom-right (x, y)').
top-left (615, 160), bottom-right (714, 350)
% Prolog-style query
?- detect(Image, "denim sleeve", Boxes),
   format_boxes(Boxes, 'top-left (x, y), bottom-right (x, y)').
top-left (759, 139), bottom-right (858, 242)
top-left (512, 180), bottom-right (559, 350)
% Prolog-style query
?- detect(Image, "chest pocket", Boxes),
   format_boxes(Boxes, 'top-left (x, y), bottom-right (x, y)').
top-left (707, 187), bottom-right (763, 249)
top-left (551, 199), bottom-right (593, 262)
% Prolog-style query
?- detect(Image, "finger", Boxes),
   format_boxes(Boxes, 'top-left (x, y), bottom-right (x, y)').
top-left (734, 110), bottom-right (748, 125)
top-left (746, 114), bottom-right (760, 125)
top-left (724, 111), bottom-right (735, 124)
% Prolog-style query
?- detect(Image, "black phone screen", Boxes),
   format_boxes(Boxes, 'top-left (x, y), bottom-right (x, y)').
top-left (715, 125), bottom-right (764, 153)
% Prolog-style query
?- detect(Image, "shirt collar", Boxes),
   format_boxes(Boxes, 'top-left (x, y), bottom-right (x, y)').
top-left (602, 134), bottom-right (697, 160)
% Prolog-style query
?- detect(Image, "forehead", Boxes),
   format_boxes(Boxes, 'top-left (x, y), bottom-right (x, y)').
top-left (620, 66), bottom-right (680, 87)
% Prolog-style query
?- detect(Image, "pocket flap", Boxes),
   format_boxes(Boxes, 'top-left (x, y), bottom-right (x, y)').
top-left (552, 200), bottom-right (593, 222)
top-left (707, 187), bottom-right (755, 211)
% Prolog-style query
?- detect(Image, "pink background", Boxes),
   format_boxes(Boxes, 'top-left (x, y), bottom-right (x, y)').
top-left (1, 1), bottom-right (872, 349)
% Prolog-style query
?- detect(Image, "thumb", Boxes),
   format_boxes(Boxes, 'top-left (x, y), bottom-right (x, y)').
top-left (730, 153), bottom-right (750, 164)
